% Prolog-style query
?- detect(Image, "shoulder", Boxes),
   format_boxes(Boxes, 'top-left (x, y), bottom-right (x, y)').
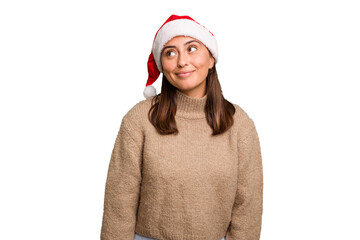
top-left (231, 103), bottom-right (257, 138)
top-left (121, 96), bottom-right (155, 131)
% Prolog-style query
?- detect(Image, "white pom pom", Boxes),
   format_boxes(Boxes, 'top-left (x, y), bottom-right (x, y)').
top-left (143, 85), bottom-right (157, 99)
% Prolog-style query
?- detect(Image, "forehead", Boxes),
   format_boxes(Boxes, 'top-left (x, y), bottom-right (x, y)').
top-left (164, 35), bottom-right (203, 46)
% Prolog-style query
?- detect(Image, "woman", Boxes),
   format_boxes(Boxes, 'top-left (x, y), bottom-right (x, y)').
top-left (100, 15), bottom-right (263, 240)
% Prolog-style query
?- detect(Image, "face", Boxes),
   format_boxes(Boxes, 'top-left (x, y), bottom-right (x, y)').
top-left (160, 36), bottom-right (215, 98)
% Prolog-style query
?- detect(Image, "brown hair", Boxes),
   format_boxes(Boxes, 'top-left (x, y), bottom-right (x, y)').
top-left (147, 64), bottom-right (235, 136)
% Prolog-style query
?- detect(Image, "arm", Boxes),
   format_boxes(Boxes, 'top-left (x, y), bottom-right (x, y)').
top-left (226, 123), bottom-right (264, 240)
top-left (100, 117), bottom-right (143, 240)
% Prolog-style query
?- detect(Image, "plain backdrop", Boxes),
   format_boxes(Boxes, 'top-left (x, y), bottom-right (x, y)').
top-left (1, 0), bottom-right (359, 239)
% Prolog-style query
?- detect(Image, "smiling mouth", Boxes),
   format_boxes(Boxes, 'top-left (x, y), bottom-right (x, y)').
top-left (176, 70), bottom-right (195, 78)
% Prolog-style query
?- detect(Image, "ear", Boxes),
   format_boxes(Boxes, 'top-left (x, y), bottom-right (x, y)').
top-left (209, 56), bottom-right (215, 69)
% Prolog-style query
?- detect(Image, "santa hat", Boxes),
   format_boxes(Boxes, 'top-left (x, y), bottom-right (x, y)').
top-left (143, 14), bottom-right (219, 99)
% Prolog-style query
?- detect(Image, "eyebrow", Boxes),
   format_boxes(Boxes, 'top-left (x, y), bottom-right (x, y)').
top-left (162, 40), bottom-right (200, 52)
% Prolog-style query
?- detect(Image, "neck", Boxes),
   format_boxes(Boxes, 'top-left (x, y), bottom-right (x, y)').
top-left (175, 89), bottom-right (207, 119)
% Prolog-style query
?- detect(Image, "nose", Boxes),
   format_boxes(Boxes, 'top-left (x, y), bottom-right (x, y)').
top-left (177, 51), bottom-right (189, 68)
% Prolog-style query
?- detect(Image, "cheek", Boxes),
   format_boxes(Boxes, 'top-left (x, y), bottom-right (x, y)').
top-left (161, 61), bottom-right (175, 80)
top-left (194, 53), bottom-right (211, 69)
top-left (162, 61), bottom-right (174, 74)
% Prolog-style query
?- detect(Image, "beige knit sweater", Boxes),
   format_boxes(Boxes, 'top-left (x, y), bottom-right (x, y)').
top-left (100, 89), bottom-right (263, 240)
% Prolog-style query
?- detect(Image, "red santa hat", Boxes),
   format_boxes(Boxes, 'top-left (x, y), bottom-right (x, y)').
top-left (143, 14), bottom-right (219, 99)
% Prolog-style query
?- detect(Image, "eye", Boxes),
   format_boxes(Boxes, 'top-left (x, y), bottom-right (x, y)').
top-left (165, 50), bottom-right (175, 57)
top-left (189, 46), bottom-right (197, 52)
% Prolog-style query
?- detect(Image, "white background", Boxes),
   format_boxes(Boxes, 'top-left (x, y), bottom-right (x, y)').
top-left (1, 0), bottom-right (359, 239)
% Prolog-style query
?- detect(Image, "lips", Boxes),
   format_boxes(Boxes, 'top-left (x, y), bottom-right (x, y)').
top-left (176, 70), bottom-right (195, 78)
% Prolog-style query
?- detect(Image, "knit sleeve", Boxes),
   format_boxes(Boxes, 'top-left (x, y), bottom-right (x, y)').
top-left (226, 122), bottom-right (264, 240)
top-left (100, 116), bottom-right (143, 240)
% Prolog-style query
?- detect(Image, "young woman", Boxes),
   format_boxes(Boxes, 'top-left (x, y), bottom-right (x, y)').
top-left (100, 15), bottom-right (263, 240)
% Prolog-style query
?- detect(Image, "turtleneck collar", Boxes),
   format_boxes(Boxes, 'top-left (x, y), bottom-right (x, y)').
top-left (175, 89), bottom-right (207, 119)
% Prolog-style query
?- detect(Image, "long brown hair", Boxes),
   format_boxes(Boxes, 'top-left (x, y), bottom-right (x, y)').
top-left (148, 64), bottom-right (235, 136)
